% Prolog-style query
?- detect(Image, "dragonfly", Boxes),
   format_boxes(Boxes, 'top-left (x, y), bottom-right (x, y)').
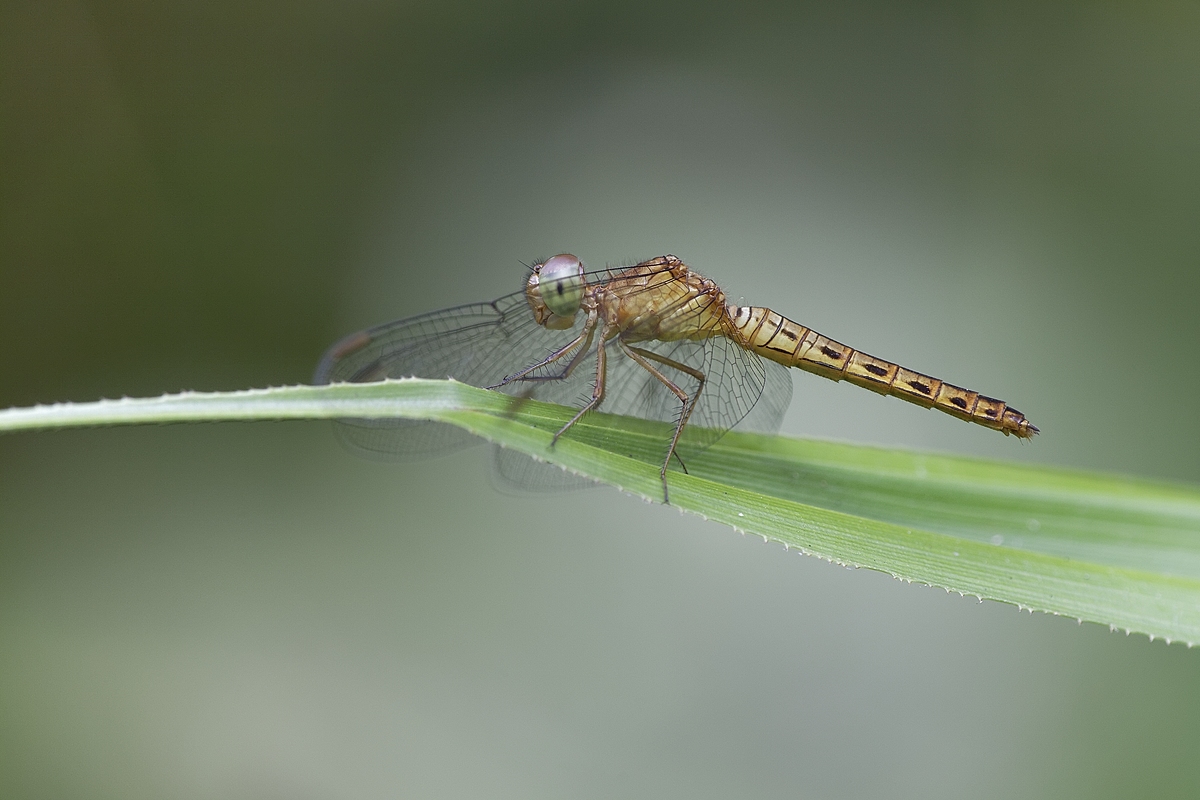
top-left (315, 253), bottom-right (1037, 502)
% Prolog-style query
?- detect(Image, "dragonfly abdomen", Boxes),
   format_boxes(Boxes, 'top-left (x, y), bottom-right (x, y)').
top-left (727, 304), bottom-right (1037, 438)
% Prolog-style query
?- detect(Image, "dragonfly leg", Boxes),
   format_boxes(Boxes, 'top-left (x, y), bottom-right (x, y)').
top-left (489, 309), bottom-right (598, 388)
top-left (550, 322), bottom-right (613, 446)
top-left (619, 343), bottom-right (707, 504)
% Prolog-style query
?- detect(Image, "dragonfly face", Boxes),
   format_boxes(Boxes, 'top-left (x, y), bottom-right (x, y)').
top-left (526, 253), bottom-right (586, 330)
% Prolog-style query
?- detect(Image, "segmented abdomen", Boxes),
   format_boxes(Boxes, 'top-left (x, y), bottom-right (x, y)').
top-left (727, 305), bottom-right (1037, 438)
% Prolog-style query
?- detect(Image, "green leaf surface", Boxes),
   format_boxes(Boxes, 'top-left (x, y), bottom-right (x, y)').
top-left (3, 378), bottom-right (1199, 644)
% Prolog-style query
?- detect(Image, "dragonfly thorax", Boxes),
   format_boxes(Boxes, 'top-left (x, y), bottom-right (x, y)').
top-left (526, 253), bottom-right (587, 330)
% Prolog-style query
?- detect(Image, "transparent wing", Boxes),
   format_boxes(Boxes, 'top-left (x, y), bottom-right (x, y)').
top-left (597, 333), bottom-right (793, 468)
top-left (313, 289), bottom-right (598, 460)
top-left (490, 446), bottom-right (600, 493)
top-left (313, 263), bottom-right (665, 461)
top-left (490, 336), bottom-right (790, 490)
top-left (737, 356), bottom-right (793, 435)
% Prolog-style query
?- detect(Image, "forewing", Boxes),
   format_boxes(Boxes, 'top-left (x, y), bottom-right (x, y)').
top-left (313, 290), bottom-right (596, 459)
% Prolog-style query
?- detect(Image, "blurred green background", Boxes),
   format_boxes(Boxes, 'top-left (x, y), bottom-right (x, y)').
top-left (3, 2), bottom-right (1199, 798)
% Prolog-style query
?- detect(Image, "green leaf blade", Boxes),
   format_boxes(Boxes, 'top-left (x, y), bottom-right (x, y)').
top-left (3, 378), bottom-right (1199, 644)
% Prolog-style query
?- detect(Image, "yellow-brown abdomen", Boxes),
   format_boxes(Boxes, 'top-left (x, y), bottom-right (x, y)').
top-left (727, 305), bottom-right (1038, 438)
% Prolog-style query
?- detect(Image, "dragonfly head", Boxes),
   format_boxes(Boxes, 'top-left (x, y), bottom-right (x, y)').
top-left (526, 253), bottom-right (585, 330)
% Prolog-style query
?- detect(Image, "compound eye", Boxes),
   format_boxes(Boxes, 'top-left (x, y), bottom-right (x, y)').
top-left (538, 253), bottom-right (585, 318)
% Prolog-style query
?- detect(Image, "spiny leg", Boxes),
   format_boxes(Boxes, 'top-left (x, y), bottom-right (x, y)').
top-left (619, 342), bottom-right (707, 504)
top-left (488, 309), bottom-right (597, 389)
top-left (551, 323), bottom-right (613, 446)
